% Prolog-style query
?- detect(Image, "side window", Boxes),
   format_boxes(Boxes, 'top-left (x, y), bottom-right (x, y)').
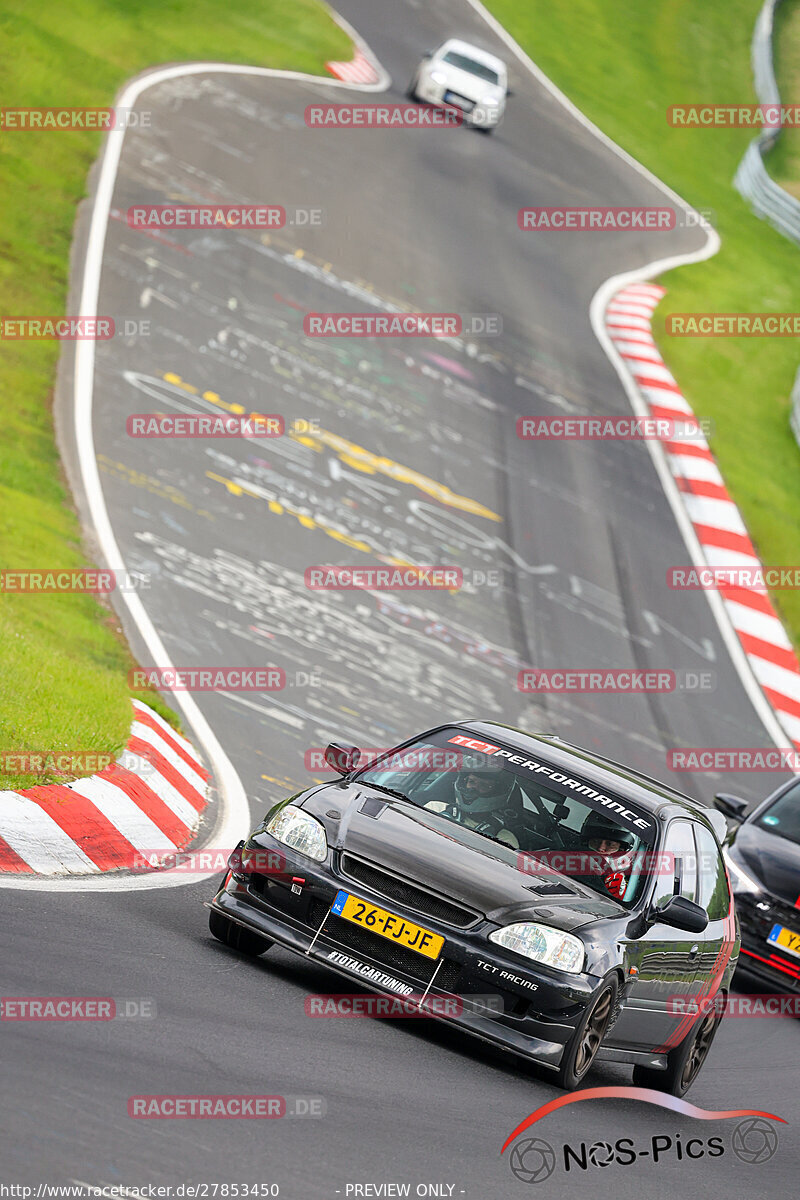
top-left (694, 824), bottom-right (730, 921)
top-left (653, 820), bottom-right (698, 907)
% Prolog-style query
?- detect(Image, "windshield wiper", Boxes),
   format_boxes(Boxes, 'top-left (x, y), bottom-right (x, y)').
top-left (356, 780), bottom-right (413, 804)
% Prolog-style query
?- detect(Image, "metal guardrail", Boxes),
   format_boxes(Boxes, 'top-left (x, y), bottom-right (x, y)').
top-left (733, 0), bottom-right (800, 448)
top-left (733, 0), bottom-right (800, 244)
top-left (791, 368), bottom-right (800, 445)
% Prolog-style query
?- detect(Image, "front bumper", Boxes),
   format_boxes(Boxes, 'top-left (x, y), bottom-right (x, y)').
top-left (414, 77), bottom-right (503, 127)
top-left (208, 838), bottom-right (602, 1069)
top-left (734, 894), bottom-right (800, 991)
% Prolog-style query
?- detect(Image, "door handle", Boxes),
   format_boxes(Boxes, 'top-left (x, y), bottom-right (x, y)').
top-left (689, 944), bottom-right (699, 957)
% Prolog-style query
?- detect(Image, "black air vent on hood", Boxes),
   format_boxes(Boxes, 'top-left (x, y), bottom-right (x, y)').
top-left (359, 797), bottom-right (389, 819)
top-left (523, 881), bottom-right (576, 896)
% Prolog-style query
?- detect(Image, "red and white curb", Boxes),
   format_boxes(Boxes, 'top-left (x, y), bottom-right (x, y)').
top-left (0, 700), bottom-right (210, 875)
top-left (326, 48), bottom-right (381, 85)
top-left (606, 283), bottom-right (800, 754)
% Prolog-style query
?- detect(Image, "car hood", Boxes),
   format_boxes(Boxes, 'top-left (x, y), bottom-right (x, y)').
top-left (302, 783), bottom-right (622, 930)
top-left (429, 63), bottom-right (505, 103)
top-left (730, 822), bottom-right (800, 904)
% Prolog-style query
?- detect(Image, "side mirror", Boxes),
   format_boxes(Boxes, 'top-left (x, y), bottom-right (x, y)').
top-left (505, 85), bottom-right (514, 97)
top-left (422, 49), bottom-right (433, 58)
top-left (324, 742), bottom-right (361, 776)
top-left (714, 793), bottom-right (748, 822)
top-left (653, 895), bottom-right (709, 934)
top-left (626, 895), bottom-right (709, 939)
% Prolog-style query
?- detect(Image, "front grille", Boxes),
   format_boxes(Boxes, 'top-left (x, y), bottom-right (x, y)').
top-left (338, 854), bottom-right (479, 928)
top-left (309, 899), bottom-right (462, 991)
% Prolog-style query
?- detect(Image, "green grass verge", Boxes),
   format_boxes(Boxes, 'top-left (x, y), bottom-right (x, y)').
top-left (768, 0), bottom-right (800, 194)
top-left (0, 0), bottom-right (350, 790)
top-left (486, 0), bottom-right (800, 662)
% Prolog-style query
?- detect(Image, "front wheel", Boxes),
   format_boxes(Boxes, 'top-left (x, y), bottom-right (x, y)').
top-left (209, 908), bottom-right (273, 957)
top-left (406, 75), bottom-right (419, 101)
top-left (632, 1005), bottom-right (722, 1096)
top-left (553, 976), bottom-right (618, 1090)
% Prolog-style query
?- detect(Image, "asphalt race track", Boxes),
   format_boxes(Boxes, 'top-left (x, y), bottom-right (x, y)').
top-left (4, 0), bottom-right (798, 1195)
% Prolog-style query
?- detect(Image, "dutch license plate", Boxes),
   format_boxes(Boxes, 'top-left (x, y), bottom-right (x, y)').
top-left (767, 923), bottom-right (800, 959)
top-left (330, 890), bottom-right (444, 960)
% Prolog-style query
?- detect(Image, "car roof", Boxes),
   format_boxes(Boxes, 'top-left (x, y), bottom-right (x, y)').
top-left (455, 720), bottom-right (724, 836)
top-left (435, 39), bottom-right (507, 73)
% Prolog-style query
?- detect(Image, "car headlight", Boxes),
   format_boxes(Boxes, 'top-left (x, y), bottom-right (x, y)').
top-left (483, 96), bottom-right (500, 106)
top-left (429, 69), bottom-right (447, 85)
top-left (264, 804), bottom-right (328, 863)
top-left (488, 922), bottom-right (585, 974)
top-left (723, 848), bottom-right (763, 896)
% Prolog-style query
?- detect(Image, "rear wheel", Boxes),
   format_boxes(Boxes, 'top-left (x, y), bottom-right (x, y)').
top-left (632, 1005), bottom-right (723, 1096)
top-left (208, 908), bottom-right (273, 957)
top-left (553, 976), bottom-right (618, 1090)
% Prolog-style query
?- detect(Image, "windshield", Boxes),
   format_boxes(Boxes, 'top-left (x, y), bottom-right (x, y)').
top-left (441, 51), bottom-right (500, 85)
top-left (355, 728), bottom-right (656, 906)
top-left (755, 782), bottom-right (800, 846)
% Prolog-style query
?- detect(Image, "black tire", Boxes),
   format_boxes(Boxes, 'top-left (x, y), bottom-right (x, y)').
top-left (406, 77), bottom-right (419, 101)
top-left (208, 908), bottom-right (273, 957)
top-left (632, 1005), bottom-right (722, 1096)
top-left (553, 975), bottom-right (618, 1090)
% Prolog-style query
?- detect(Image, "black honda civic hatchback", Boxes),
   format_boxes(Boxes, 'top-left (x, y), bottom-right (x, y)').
top-left (207, 722), bottom-right (739, 1094)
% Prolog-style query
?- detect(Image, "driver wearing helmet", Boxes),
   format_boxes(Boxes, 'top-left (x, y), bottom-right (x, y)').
top-left (578, 814), bottom-right (635, 899)
top-left (423, 756), bottom-right (522, 848)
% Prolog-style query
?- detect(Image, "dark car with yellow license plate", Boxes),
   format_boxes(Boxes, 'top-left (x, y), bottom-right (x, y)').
top-left (207, 722), bottom-right (739, 1094)
top-left (715, 777), bottom-right (800, 990)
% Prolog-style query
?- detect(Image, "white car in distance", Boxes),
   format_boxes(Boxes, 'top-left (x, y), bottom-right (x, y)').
top-left (408, 39), bottom-right (509, 132)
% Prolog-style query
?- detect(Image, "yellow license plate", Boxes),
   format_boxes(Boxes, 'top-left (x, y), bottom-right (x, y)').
top-left (330, 890), bottom-right (444, 959)
top-left (768, 923), bottom-right (800, 958)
